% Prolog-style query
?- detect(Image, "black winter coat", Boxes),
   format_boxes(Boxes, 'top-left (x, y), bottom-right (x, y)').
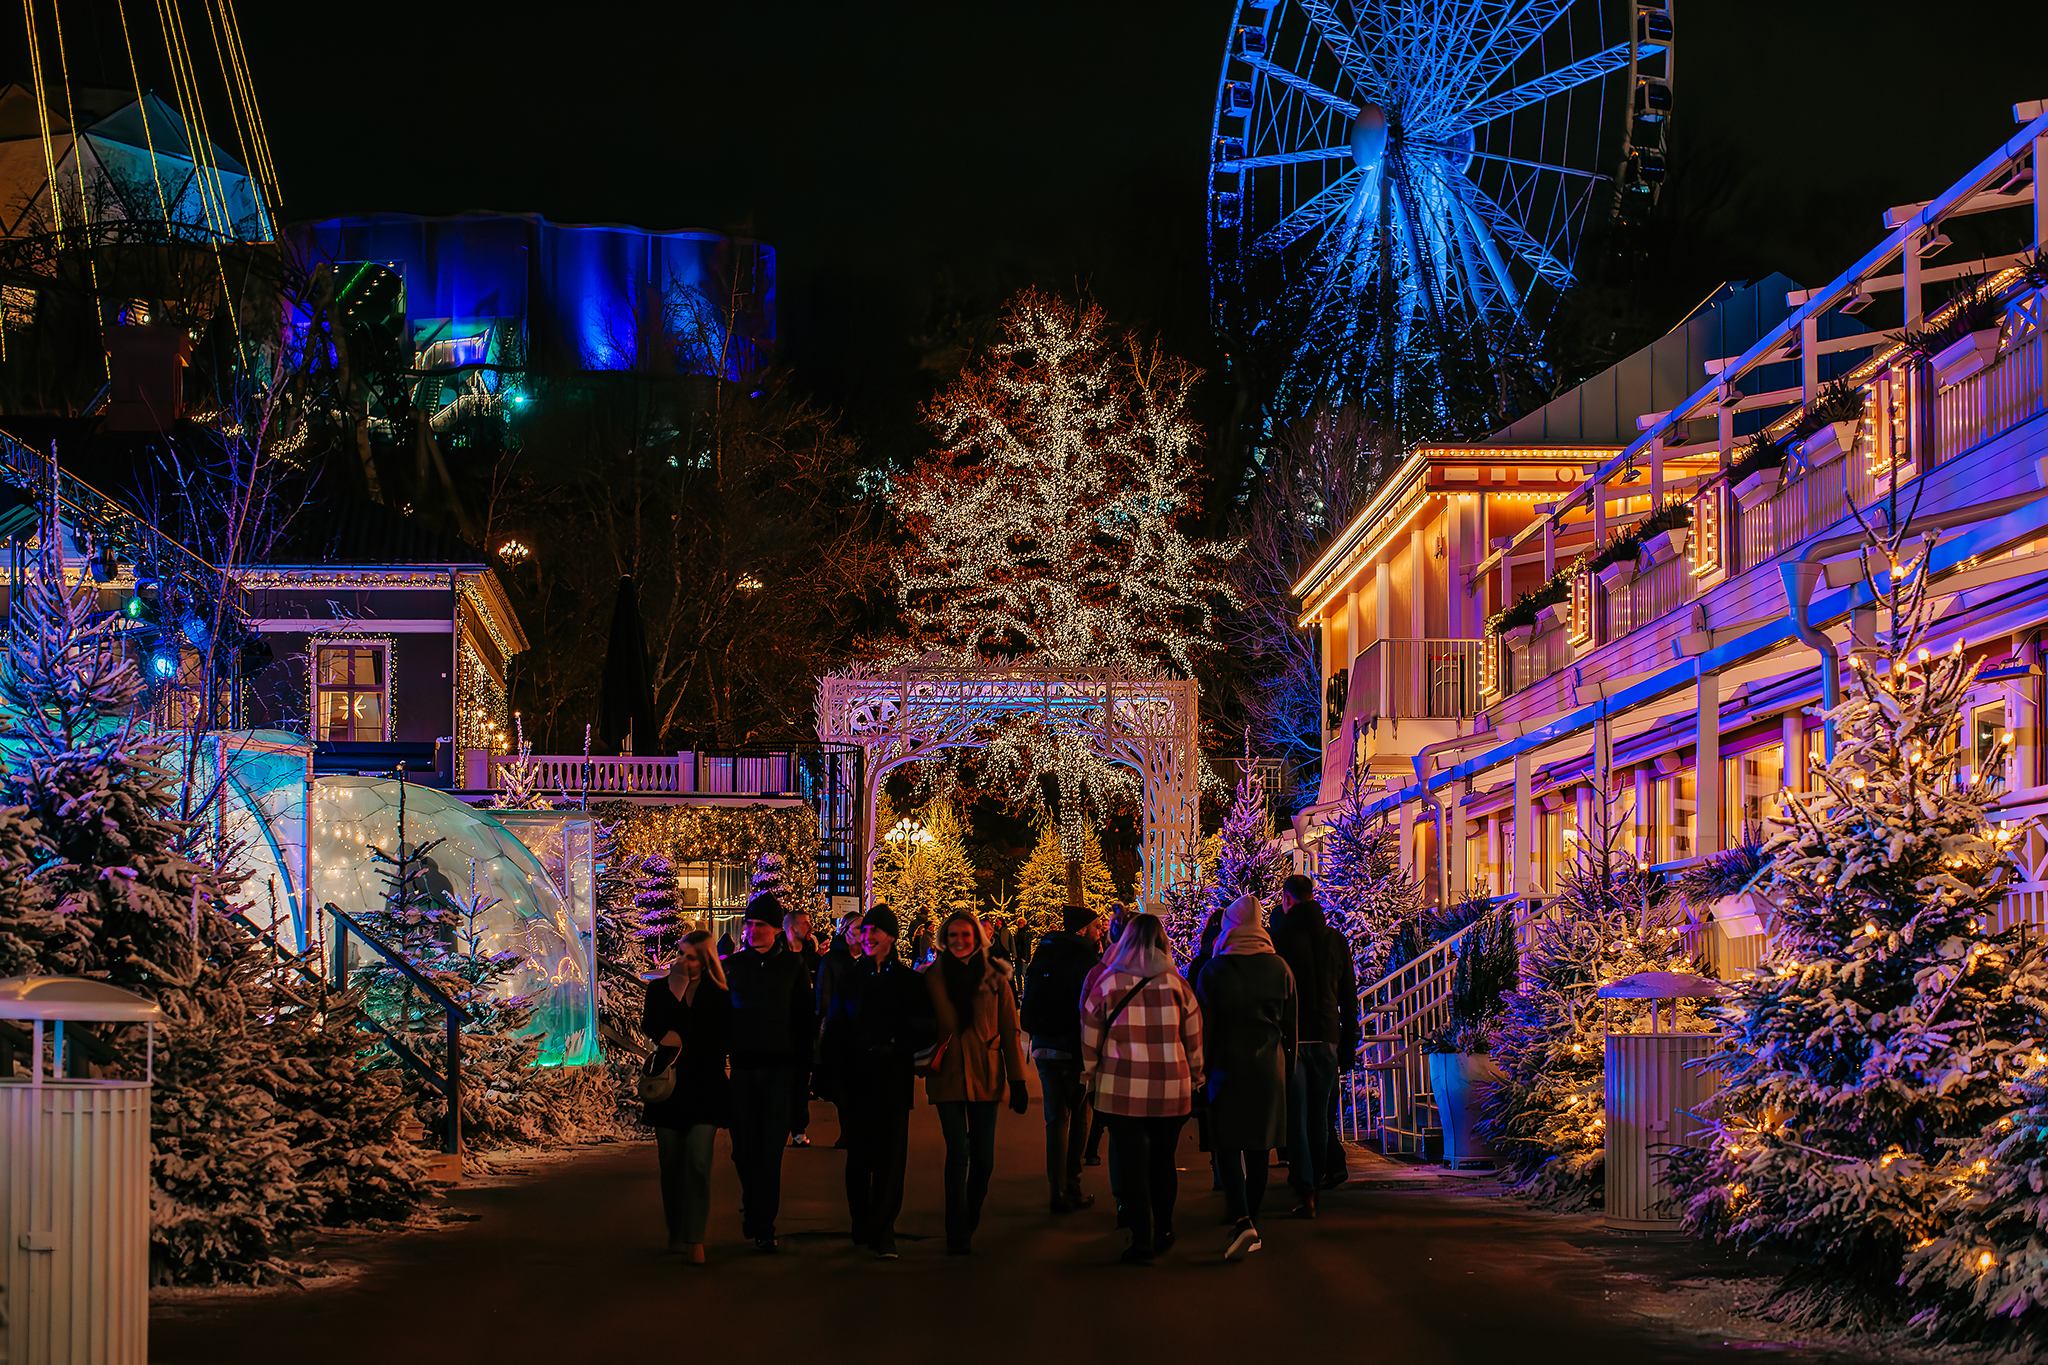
top-left (723, 941), bottom-right (817, 1067)
top-left (814, 942), bottom-right (862, 1039)
top-left (1019, 930), bottom-right (1101, 1056)
top-left (640, 976), bottom-right (733, 1130)
top-left (818, 954), bottom-right (935, 1110)
top-left (1196, 954), bottom-right (1297, 1149)
top-left (1272, 899), bottom-right (1359, 1054)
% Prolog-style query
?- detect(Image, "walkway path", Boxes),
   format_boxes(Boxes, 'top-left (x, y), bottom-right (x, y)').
top-left (150, 1076), bottom-right (1858, 1363)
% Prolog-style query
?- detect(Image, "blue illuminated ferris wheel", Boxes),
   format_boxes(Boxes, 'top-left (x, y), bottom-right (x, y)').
top-left (1210, 0), bottom-right (1674, 418)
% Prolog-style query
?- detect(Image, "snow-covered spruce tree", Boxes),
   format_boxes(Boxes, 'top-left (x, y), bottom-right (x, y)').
top-left (490, 715), bottom-right (550, 810)
top-left (349, 836), bottom-right (556, 1151)
top-left (0, 509), bottom-right (204, 992)
top-left (593, 815), bottom-right (653, 1056)
top-left (1674, 532), bottom-right (2048, 1319)
top-left (1215, 753), bottom-right (1288, 909)
top-left (1903, 1072), bottom-right (2048, 1337)
top-left (1317, 765), bottom-right (1422, 984)
top-left (0, 795), bottom-right (48, 979)
top-left (1015, 809), bottom-right (1117, 936)
top-left (749, 850), bottom-right (787, 903)
top-left (1479, 839), bottom-right (1705, 1209)
top-left (631, 853), bottom-right (685, 964)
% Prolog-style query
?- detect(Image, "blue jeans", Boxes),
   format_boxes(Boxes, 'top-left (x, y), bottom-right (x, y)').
top-left (1034, 1058), bottom-right (1091, 1201)
top-left (730, 1065), bottom-right (792, 1238)
top-left (934, 1100), bottom-right (998, 1249)
top-left (1288, 1042), bottom-right (1339, 1196)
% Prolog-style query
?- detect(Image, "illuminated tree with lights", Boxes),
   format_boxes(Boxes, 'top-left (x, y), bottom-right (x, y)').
top-left (1016, 810), bottom-right (1118, 937)
top-left (1316, 766), bottom-right (1422, 982)
top-left (491, 715), bottom-right (551, 810)
top-left (1481, 834), bottom-right (1698, 1210)
top-left (874, 798), bottom-right (978, 951)
top-left (1673, 533), bottom-right (2048, 1315)
top-left (888, 289), bottom-right (1239, 884)
top-left (749, 850), bottom-right (787, 903)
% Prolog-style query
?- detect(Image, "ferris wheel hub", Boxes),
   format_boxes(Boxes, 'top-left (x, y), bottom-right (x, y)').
top-left (1350, 103), bottom-right (1389, 171)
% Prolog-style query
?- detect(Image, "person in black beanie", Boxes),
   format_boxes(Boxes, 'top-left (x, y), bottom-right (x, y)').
top-left (1020, 903), bottom-right (1106, 1213)
top-left (818, 905), bottom-right (934, 1258)
top-left (723, 893), bottom-right (815, 1252)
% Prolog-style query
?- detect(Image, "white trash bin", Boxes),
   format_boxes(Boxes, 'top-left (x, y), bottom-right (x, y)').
top-left (0, 977), bottom-right (162, 1365)
top-left (1597, 971), bottom-right (1725, 1232)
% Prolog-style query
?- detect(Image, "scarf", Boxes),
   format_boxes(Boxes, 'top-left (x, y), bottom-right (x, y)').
top-left (1103, 928), bottom-right (1171, 979)
top-left (1218, 894), bottom-right (1276, 955)
top-left (939, 948), bottom-right (985, 1023)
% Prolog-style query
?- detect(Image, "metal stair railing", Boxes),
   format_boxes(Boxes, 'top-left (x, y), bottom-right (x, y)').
top-left (327, 904), bottom-right (473, 1154)
top-left (1352, 915), bottom-right (1482, 1155)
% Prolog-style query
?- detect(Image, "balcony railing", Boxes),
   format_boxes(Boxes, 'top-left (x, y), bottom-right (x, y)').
top-left (1933, 331), bottom-right (2044, 469)
top-left (1355, 638), bottom-right (1486, 720)
top-left (1598, 547), bottom-right (1698, 641)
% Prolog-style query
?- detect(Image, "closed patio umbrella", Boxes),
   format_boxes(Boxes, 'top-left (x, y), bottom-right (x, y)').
top-left (596, 575), bottom-right (658, 756)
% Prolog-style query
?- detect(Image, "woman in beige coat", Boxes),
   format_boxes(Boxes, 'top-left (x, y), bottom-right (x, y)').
top-left (925, 910), bottom-right (1029, 1254)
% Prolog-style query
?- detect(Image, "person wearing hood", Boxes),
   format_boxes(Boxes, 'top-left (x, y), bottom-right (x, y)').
top-left (1271, 874), bottom-right (1358, 1217)
top-left (1196, 895), bottom-right (1298, 1261)
top-left (1020, 903), bottom-right (1107, 1213)
top-left (722, 894), bottom-right (817, 1252)
top-left (823, 905), bottom-right (934, 1259)
top-left (1081, 911), bottom-right (1204, 1266)
top-left (924, 910), bottom-right (1030, 1254)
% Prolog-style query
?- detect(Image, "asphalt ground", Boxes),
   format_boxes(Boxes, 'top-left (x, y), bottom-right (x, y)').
top-left (149, 1071), bottom-right (1889, 1365)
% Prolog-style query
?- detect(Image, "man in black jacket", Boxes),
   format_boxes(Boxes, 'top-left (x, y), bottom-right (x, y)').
top-left (813, 912), bottom-right (865, 1148)
top-left (819, 905), bottom-right (933, 1259)
top-left (1271, 874), bottom-right (1358, 1217)
top-left (723, 894), bottom-right (816, 1252)
top-left (1020, 903), bottom-right (1106, 1214)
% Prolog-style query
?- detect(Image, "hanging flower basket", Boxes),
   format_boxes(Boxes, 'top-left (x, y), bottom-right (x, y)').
top-left (1642, 528), bottom-right (1686, 567)
top-left (1931, 327), bottom-right (2001, 389)
top-left (1733, 466), bottom-right (1783, 511)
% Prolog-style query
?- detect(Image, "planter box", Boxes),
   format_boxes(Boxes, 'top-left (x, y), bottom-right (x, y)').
top-left (1594, 558), bottom-right (1637, 591)
top-left (1732, 466), bottom-right (1783, 511)
top-left (1428, 1052), bottom-right (1505, 1168)
top-left (1536, 601), bottom-right (1571, 631)
top-left (1931, 327), bottom-right (2001, 389)
top-left (1801, 419), bottom-right (1859, 466)
top-left (1642, 528), bottom-right (1686, 566)
top-left (1502, 623), bottom-right (1534, 652)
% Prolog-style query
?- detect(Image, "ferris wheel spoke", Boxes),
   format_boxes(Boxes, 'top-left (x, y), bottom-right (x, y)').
top-left (1436, 41), bottom-right (1642, 137)
top-left (1433, 0), bottom-right (1575, 123)
top-left (1239, 52), bottom-right (1359, 119)
top-left (1295, 0), bottom-right (1382, 94)
top-left (1247, 167), bottom-right (1366, 256)
top-left (1445, 172), bottom-right (1573, 289)
top-left (1218, 145), bottom-right (1355, 173)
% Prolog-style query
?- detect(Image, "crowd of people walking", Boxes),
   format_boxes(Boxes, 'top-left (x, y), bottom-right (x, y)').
top-left (639, 874), bottom-right (1357, 1266)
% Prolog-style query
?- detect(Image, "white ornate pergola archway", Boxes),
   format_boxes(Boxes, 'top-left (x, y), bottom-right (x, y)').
top-left (817, 662), bottom-right (1200, 908)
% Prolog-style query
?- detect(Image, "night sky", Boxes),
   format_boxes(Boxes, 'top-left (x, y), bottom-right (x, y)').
top-left (29, 1), bottom-right (2048, 454)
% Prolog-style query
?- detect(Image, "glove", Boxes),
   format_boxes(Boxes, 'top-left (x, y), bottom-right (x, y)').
top-left (1009, 1080), bottom-right (1030, 1115)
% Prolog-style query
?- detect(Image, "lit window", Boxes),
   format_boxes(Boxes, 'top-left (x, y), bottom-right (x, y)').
top-left (314, 643), bottom-right (388, 742)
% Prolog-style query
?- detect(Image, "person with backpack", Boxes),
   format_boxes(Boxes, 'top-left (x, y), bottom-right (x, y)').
top-left (1271, 874), bottom-right (1358, 1217)
top-left (1081, 912), bottom-right (1203, 1266)
top-left (1021, 903), bottom-right (1107, 1213)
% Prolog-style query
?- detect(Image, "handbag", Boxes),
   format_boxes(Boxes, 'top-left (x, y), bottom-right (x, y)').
top-left (912, 1037), bottom-right (949, 1079)
top-left (637, 1048), bottom-right (677, 1104)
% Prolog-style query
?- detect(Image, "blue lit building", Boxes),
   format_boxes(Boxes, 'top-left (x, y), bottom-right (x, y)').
top-left (288, 211), bottom-right (775, 405)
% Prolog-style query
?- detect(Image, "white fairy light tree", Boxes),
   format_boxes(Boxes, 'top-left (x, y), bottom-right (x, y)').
top-left (1316, 765), bottom-right (1421, 983)
top-left (1674, 531), bottom-right (2048, 1317)
top-left (887, 289), bottom-right (1239, 887)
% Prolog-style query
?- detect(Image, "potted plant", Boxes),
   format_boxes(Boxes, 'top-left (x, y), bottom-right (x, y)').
top-left (1590, 526), bottom-right (1644, 591)
top-left (1674, 831), bottom-right (1772, 973)
top-left (1424, 907), bottom-right (1518, 1167)
top-left (1727, 433), bottom-right (1790, 511)
top-left (1890, 275), bottom-right (2006, 388)
top-left (1791, 378), bottom-right (1866, 464)
top-left (1636, 499), bottom-right (1693, 566)
top-left (1487, 566), bottom-right (1573, 650)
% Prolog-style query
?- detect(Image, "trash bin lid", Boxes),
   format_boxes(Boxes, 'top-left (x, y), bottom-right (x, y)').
top-left (1596, 970), bottom-right (1728, 1000)
top-left (0, 976), bottom-right (164, 1022)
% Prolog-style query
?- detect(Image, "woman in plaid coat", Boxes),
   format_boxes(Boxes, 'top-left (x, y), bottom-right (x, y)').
top-left (1080, 912), bottom-right (1204, 1266)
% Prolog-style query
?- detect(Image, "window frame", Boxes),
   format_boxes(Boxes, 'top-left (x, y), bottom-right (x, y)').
top-left (309, 636), bottom-right (394, 744)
